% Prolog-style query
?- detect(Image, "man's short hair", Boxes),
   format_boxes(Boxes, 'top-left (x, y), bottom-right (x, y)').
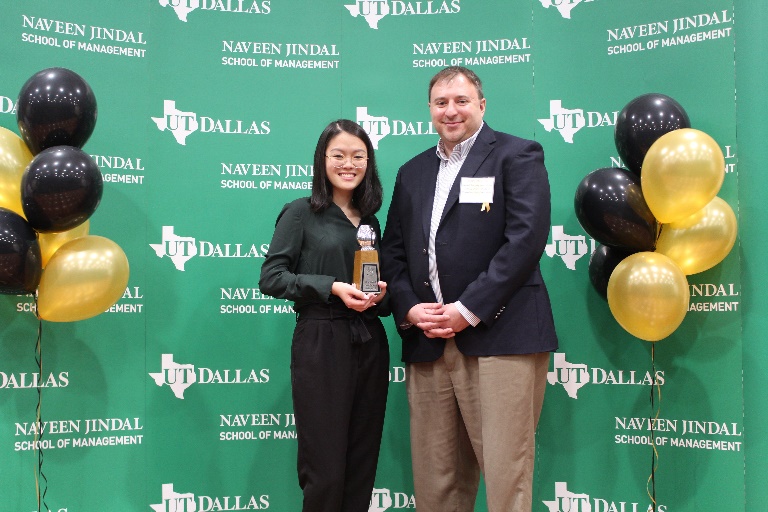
top-left (428, 66), bottom-right (484, 101)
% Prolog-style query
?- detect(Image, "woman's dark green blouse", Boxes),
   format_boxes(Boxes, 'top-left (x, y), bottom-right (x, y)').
top-left (259, 197), bottom-right (388, 314)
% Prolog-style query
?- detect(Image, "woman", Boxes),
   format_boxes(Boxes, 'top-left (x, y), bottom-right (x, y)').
top-left (259, 119), bottom-right (390, 512)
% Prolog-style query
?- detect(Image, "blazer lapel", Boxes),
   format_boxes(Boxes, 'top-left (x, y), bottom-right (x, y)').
top-left (421, 152), bottom-right (440, 245)
top-left (440, 125), bottom-right (496, 225)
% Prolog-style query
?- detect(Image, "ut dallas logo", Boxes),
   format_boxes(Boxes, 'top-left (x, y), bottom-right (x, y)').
top-left (538, 100), bottom-right (586, 144)
top-left (544, 226), bottom-right (594, 270)
top-left (538, 0), bottom-right (595, 20)
top-left (151, 100), bottom-right (199, 145)
top-left (158, 0), bottom-right (271, 22)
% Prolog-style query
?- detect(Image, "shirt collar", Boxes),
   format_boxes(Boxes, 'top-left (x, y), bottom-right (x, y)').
top-left (436, 122), bottom-right (484, 161)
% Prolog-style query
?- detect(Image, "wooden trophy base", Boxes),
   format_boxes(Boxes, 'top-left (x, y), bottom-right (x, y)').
top-left (353, 250), bottom-right (380, 294)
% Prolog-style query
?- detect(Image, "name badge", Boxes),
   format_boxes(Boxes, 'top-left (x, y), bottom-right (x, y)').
top-left (459, 177), bottom-right (495, 206)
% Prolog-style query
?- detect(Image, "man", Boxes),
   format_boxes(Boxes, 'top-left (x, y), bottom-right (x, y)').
top-left (381, 66), bottom-right (558, 512)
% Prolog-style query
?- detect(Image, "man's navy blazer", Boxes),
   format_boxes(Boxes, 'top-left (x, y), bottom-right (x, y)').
top-left (381, 123), bottom-right (558, 363)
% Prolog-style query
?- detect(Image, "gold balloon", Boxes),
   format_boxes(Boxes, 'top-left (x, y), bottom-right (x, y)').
top-left (607, 252), bottom-right (689, 342)
top-left (0, 127), bottom-right (33, 217)
top-left (641, 128), bottom-right (725, 223)
top-left (656, 197), bottom-right (737, 275)
top-left (38, 220), bottom-right (90, 267)
top-left (37, 235), bottom-right (130, 322)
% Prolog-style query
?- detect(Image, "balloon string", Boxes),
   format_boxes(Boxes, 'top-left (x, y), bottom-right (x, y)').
top-left (646, 344), bottom-right (660, 511)
top-left (34, 294), bottom-right (49, 512)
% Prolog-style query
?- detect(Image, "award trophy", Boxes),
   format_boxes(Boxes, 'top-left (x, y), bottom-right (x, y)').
top-left (353, 225), bottom-right (381, 294)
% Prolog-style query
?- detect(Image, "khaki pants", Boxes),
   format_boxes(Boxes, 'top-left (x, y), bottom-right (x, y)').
top-left (406, 339), bottom-right (550, 512)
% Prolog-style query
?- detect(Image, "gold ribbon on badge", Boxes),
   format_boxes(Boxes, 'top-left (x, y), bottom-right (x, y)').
top-left (481, 202), bottom-right (490, 212)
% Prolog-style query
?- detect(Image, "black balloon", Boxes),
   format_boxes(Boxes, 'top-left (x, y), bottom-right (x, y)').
top-left (0, 208), bottom-right (42, 294)
top-left (614, 93), bottom-right (690, 175)
top-left (21, 146), bottom-right (103, 233)
top-left (588, 244), bottom-right (635, 300)
top-left (16, 67), bottom-right (97, 155)
top-left (574, 167), bottom-right (657, 251)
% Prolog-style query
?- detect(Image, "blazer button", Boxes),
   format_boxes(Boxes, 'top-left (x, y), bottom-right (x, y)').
top-left (422, 248), bottom-right (427, 255)
top-left (424, 282), bottom-right (430, 287)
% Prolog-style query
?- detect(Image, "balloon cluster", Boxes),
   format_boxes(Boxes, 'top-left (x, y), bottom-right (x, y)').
top-left (0, 68), bottom-right (129, 322)
top-left (575, 93), bottom-right (736, 342)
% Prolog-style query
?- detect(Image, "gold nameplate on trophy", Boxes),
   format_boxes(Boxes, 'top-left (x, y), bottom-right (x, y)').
top-left (353, 224), bottom-right (381, 294)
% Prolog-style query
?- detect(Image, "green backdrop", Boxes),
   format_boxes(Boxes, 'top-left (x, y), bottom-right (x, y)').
top-left (0, 1), bottom-right (763, 510)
